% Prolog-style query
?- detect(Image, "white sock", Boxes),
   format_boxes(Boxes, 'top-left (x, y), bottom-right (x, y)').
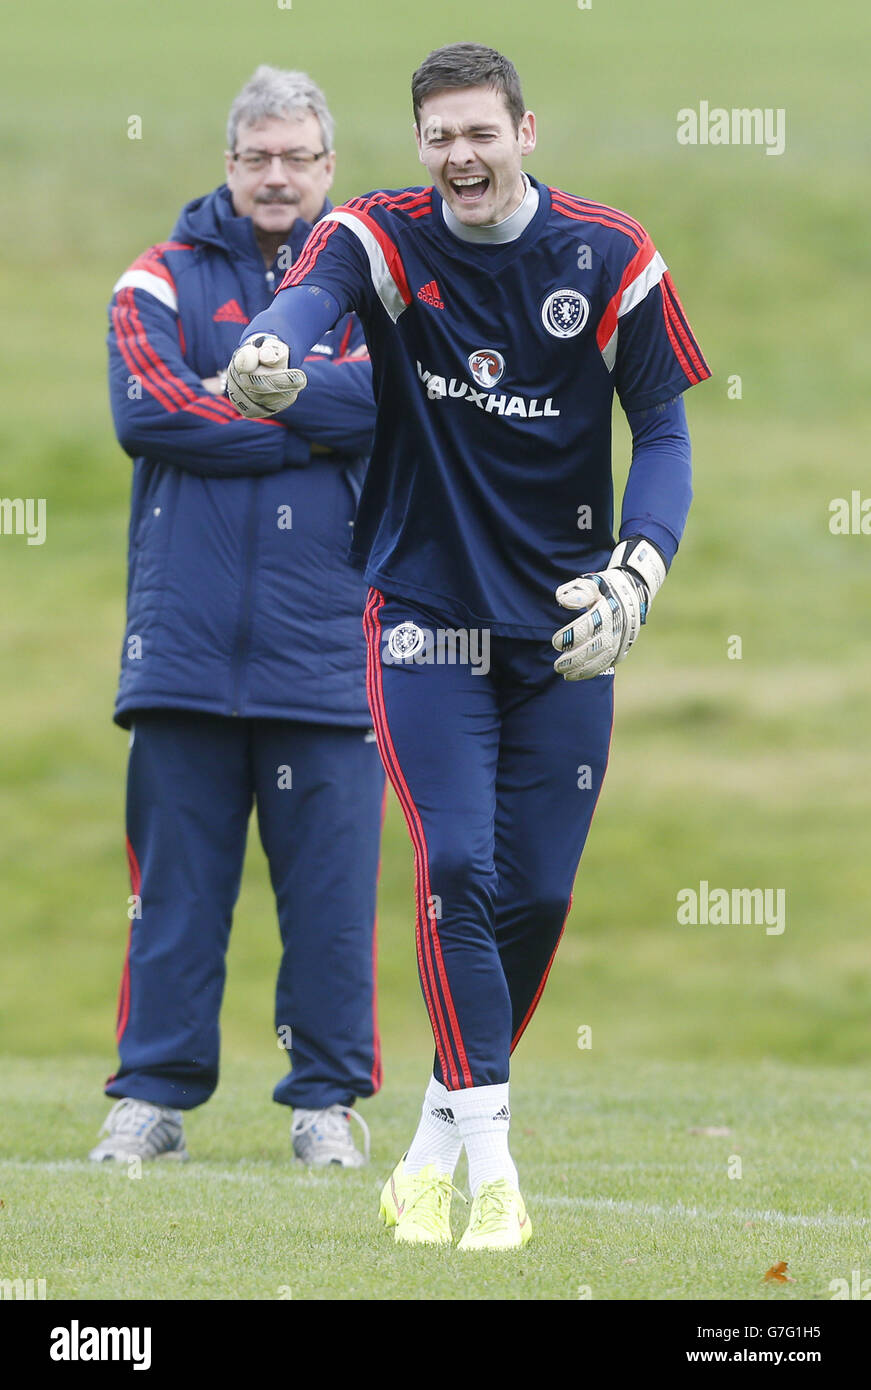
top-left (404, 1076), bottom-right (463, 1176)
top-left (449, 1081), bottom-right (518, 1195)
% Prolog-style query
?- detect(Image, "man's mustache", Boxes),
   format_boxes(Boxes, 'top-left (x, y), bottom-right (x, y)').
top-left (255, 193), bottom-right (301, 205)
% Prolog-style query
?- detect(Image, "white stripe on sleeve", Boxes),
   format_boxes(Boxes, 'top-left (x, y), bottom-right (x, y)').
top-left (322, 210), bottom-right (409, 322)
top-left (113, 269), bottom-right (179, 314)
top-left (618, 250), bottom-right (667, 318)
top-left (600, 252), bottom-right (668, 371)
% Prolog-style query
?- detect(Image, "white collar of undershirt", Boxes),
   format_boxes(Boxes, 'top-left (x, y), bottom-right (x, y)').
top-left (441, 173), bottom-right (539, 244)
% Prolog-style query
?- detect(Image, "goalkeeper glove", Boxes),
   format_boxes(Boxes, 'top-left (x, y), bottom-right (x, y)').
top-left (551, 537), bottom-right (668, 680)
top-left (226, 335), bottom-right (308, 418)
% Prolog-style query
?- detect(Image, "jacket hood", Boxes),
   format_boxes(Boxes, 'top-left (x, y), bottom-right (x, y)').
top-left (170, 184), bottom-right (331, 265)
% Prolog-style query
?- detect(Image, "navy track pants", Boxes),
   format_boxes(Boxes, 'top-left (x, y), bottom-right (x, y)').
top-left (107, 712), bottom-right (385, 1110)
top-left (364, 589), bottom-right (613, 1091)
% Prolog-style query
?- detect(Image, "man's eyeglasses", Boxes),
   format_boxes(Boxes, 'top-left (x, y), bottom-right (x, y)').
top-left (232, 149), bottom-right (328, 173)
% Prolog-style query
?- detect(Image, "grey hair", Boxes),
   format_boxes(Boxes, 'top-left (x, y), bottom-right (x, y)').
top-left (226, 65), bottom-right (335, 153)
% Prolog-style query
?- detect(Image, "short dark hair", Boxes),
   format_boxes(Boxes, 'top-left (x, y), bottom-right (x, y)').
top-left (411, 43), bottom-right (526, 131)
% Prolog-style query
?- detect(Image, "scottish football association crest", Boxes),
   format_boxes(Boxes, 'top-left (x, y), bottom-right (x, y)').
top-left (386, 622), bottom-right (426, 662)
top-left (541, 288), bottom-right (590, 339)
top-left (468, 349), bottom-right (506, 388)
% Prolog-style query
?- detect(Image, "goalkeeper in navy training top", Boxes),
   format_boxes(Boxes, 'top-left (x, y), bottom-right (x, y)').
top-left (227, 41), bottom-right (711, 1250)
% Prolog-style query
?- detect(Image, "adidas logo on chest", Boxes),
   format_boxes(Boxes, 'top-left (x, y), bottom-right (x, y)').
top-left (417, 279), bottom-right (444, 310)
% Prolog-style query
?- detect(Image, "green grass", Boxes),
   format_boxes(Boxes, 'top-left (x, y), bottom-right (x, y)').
top-left (1, 1057), bottom-right (868, 1300)
top-left (1, 0), bottom-right (869, 1300)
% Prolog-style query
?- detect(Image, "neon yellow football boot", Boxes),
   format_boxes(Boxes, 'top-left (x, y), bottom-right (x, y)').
top-left (457, 1178), bottom-right (532, 1251)
top-left (379, 1156), bottom-right (457, 1246)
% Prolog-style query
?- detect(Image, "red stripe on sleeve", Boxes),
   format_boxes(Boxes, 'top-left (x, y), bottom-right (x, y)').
top-left (659, 283), bottom-right (695, 382)
top-left (115, 290), bottom-right (282, 427)
top-left (113, 298), bottom-right (181, 412)
top-left (347, 189), bottom-right (432, 218)
top-left (123, 290), bottom-right (239, 422)
top-left (595, 233), bottom-right (657, 352)
top-left (279, 219), bottom-right (340, 290)
top-left (661, 273), bottom-right (710, 382)
top-left (550, 189), bottom-right (646, 243)
top-left (124, 242), bottom-right (193, 285)
top-left (550, 191), bottom-right (646, 249)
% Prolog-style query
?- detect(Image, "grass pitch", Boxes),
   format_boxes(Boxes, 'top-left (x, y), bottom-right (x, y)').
top-left (1, 0), bottom-right (869, 1303)
top-left (1, 1056), bottom-right (868, 1301)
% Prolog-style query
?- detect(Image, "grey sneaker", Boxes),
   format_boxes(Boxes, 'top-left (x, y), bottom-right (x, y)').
top-left (291, 1105), bottom-right (370, 1168)
top-left (88, 1098), bottom-right (189, 1162)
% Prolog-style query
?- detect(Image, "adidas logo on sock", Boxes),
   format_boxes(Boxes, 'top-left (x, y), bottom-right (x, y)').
top-left (417, 279), bottom-right (444, 310)
top-left (430, 1106), bottom-right (455, 1124)
top-left (491, 1104), bottom-right (511, 1122)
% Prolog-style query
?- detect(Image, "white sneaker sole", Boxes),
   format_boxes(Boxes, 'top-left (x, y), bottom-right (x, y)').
top-left (88, 1147), bottom-right (189, 1163)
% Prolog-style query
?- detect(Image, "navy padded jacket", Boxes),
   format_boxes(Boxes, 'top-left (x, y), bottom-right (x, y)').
top-left (108, 185), bottom-right (375, 728)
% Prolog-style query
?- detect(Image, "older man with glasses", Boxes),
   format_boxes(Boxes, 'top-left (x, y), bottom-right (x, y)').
top-left (92, 66), bottom-right (384, 1168)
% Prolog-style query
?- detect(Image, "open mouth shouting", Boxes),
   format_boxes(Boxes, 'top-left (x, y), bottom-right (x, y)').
top-left (449, 174), bottom-right (491, 204)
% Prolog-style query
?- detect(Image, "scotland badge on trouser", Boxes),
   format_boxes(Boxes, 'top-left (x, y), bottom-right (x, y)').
top-left (386, 621), bottom-right (427, 662)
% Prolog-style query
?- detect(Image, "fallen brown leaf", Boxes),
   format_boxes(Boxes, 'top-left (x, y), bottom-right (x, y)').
top-left (764, 1261), bottom-right (794, 1283)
